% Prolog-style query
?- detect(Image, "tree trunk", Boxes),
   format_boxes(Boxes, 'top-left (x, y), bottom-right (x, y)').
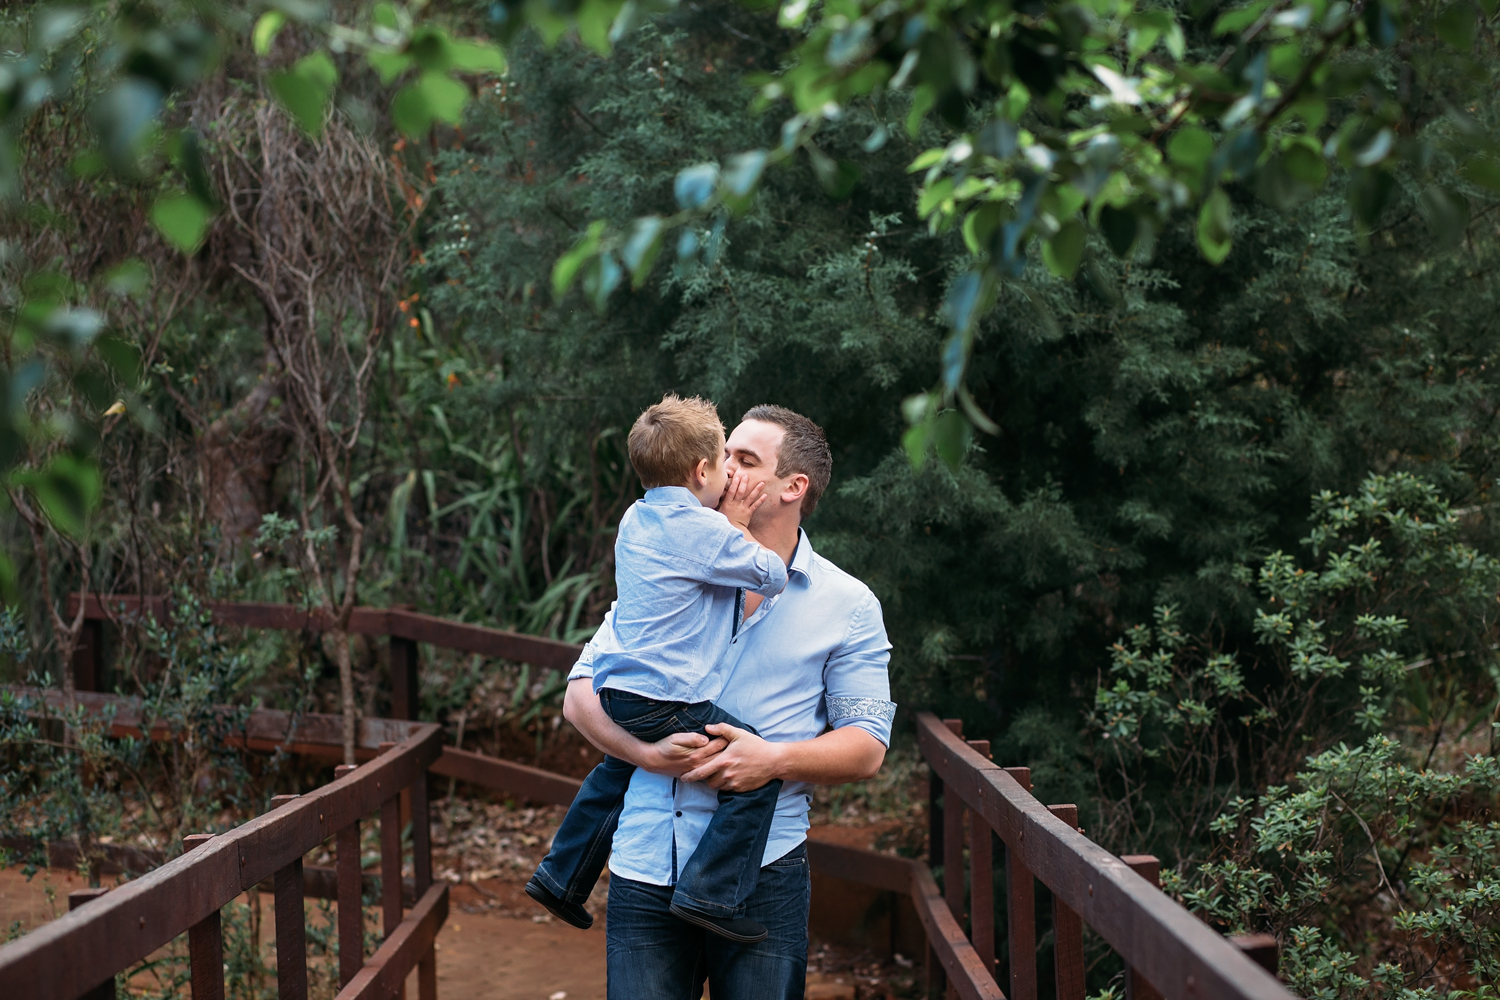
top-left (333, 628), bottom-right (357, 765)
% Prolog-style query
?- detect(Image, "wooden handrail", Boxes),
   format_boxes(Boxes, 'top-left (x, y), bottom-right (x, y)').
top-left (0, 725), bottom-right (446, 1000)
top-left (915, 712), bottom-right (1293, 1000)
top-left (67, 594), bottom-right (585, 671)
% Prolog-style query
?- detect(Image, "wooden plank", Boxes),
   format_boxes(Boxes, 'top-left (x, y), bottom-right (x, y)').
top-left (67, 595), bottom-right (586, 670)
top-left (805, 839), bottom-right (914, 892)
top-left (389, 637), bottom-right (420, 721)
top-left (1122, 856), bottom-right (1163, 1000)
top-left (73, 619), bottom-right (104, 693)
top-left (183, 836), bottom-right (225, 1000)
top-left (909, 863), bottom-right (1005, 1000)
top-left (915, 713), bottom-right (1294, 1000)
top-left (1230, 934), bottom-right (1279, 975)
top-left (389, 609), bottom-right (583, 671)
top-left (0, 725), bottom-right (444, 1000)
top-left (381, 794), bottom-right (403, 939)
top-left (943, 723), bottom-right (965, 927)
top-left (335, 765), bottom-right (365, 989)
top-left (1003, 767), bottom-right (1037, 1000)
top-left (1048, 805), bottom-right (1085, 1000)
top-left (269, 795), bottom-right (309, 1000)
top-left (967, 741), bottom-right (994, 983)
top-left (66, 889), bottom-right (115, 1000)
top-left (411, 774), bottom-right (432, 895)
top-left (332, 884), bottom-right (448, 1000)
top-left (429, 745), bottom-right (582, 806)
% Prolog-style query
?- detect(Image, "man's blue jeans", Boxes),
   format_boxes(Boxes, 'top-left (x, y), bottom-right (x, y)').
top-left (532, 689), bottom-right (783, 919)
top-left (605, 844), bottom-right (810, 1000)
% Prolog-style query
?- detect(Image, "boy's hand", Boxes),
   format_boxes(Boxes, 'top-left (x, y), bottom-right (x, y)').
top-left (718, 471), bottom-right (767, 530)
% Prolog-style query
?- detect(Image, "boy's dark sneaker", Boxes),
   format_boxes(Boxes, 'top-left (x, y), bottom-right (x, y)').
top-left (525, 877), bottom-right (593, 930)
top-left (669, 903), bottom-right (769, 943)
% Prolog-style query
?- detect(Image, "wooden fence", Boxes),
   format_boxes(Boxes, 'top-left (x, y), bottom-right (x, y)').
top-left (3, 596), bottom-right (1297, 1000)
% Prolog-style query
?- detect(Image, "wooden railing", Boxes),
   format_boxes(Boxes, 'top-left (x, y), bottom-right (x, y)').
top-left (19, 596), bottom-right (1293, 999)
top-left (0, 724), bottom-right (447, 1000)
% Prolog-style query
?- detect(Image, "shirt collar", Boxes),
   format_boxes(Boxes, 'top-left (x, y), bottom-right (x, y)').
top-left (789, 527), bottom-right (814, 583)
top-left (642, 486), bottom-right (703, 507)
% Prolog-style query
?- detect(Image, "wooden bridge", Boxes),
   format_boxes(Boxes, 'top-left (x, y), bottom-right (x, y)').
top-left (0, 597), bottom-right (1295, 1000)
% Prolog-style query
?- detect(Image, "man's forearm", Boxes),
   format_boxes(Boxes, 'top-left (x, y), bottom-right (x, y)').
top-left (771, 726), bottom-right (886, 784)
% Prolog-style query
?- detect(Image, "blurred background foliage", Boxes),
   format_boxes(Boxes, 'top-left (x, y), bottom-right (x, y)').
top-left (2, 0), bottom-right (1500, 993)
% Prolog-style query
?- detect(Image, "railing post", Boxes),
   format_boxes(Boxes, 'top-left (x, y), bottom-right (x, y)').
top-left (389, 636), bottom-right (420, 721)
top-left (334, 764), bottom-right (365, 988)
top-left (72, 618), bottom-right (104, 693)
top-left (411, 764), bottom-right (437, 1000)
top-left (1002, 767), bottom-right (1036, 1000)
top-left (67, 888), bottom-right (115, 1000)
top-left (966, 740), bottom-right (995, 983)
top-left (269, 795), bottom-right (308, 1000)
top-left (1121, 856), bottom-right (1164, 1000)
top-left (182, 835), bottom-right (225, 1000)
top-left (378, 748), bottom-right (407, 1000)
top-left (1230, 933), bottom-right (1280, 975)
top-left (1047, 804), bottom-right (1085, 1000)
top-left (928, 718), bottom-right (962, 999)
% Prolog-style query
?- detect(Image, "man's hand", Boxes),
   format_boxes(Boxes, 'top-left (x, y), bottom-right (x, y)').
top-left (679, 722), bottom-right (785, 792)
top-left (717, 471), bottom-right (768, 534)
top-left (640, 730), bottom-right (730, 778)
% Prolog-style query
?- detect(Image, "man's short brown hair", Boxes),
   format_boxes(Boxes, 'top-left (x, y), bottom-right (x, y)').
top-left (629, 394), bottom-right (725, 489)
top-left (740, 404), bottom-right (832, 519)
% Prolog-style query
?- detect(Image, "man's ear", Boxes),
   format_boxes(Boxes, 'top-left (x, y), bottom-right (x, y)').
top-left (780, 473), bottom-right (809, 506)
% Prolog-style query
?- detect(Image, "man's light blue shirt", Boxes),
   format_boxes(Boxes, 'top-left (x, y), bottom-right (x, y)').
top-left (570, 528), bottom-right (896, 885)
top-left (590, 486), bottom-right (788, 704)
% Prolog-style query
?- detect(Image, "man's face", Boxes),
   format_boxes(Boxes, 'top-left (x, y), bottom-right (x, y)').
top-left (725, 420), bottom-right (790, 521)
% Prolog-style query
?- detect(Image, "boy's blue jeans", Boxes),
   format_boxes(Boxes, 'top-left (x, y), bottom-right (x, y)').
top-left (532, 688), bottom-right (783, 920)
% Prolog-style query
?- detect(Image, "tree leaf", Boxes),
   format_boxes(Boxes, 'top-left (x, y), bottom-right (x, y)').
top-left (902, 422), bottom-right (929, 470)
top-left (1167, 126), bottom-right (1214, 169)
top-left (1436, 2), bottom-right (1477, 48)
top-left (420, 71), bottom-right (469, 124)
top-left (1101, 205), bottom-right (1139, 258)
top-left (150, 193), bottom-right (213, 253)
top-left (270, 51), bottom-right (338, 136)
top-left (722, 150), bottom-right (767, 197)
top-left (583, 251), bottom-right (623, 312)
top-left (1197, 188), bottom-right (1233, 264)
top-left (94, 335), bottom-right (141, 384)
top-left (1417, 185), bottom-right (1470, 249)
top-left (674, 163), bottom-right (720, 210)
top-left (933, 409), bottom-right (971, 470)
top-left (1043, 219), bottom-right (1086, 278)
top-left (253, 11), bottom-right (286, 55)
top-left (392, 83), bottom-right (433, 136)
top-left (368, 49), bottom-right (414, 84)
top-left (622, 216), bottom-right (663, 287)
top-left (1462, 156), bottom-right (1500, 193)
top-left (552, 220), bottom-right (605, 298)
top-left (448, 39), bottom-right (508, 74)
top-left (13, 454), bottom-right (102, 538)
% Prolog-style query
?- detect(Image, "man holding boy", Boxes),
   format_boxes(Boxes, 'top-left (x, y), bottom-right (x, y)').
top-left (561, 404), bottom-right (895, 1000)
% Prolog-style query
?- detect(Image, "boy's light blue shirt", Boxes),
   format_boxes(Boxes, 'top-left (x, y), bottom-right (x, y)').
top-left (589, 485), bottom-right (788, 704)
top-left (571, 528), bottom-right (896, 885)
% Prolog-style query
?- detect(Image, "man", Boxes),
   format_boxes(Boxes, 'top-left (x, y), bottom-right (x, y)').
top-left (562, 404), bottom-right (896, 1000)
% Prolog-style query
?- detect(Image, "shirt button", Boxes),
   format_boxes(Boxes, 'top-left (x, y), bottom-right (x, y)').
top-left (675, 811), bottom-right (683, 817)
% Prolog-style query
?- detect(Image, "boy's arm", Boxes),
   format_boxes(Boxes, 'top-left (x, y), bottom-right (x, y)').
top-left (690, 472), bottom-right (787, 596)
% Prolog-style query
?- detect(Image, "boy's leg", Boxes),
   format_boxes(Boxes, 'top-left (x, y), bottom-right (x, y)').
top-left (669, 701), bottom-right (783, 921)
top-left (702, 844), bottom-right (811, 1000)
top-left (529, 753), bottom-right (636, 923)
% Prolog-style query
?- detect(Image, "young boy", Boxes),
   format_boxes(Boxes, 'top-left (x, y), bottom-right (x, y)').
top-left (526, 394), bottom-right (789, 944)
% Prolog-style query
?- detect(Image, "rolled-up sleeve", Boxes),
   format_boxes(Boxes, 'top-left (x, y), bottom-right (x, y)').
top-left (700, 526), bottom-right (788, 596)
top-left (567, 609), bottom-right (612, 682)
top-left (822, 590), bottom-right (896, 745)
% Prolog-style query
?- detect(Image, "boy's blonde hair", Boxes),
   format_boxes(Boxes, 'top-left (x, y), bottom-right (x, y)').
top-left (628, 394), bottom-right (725, 489)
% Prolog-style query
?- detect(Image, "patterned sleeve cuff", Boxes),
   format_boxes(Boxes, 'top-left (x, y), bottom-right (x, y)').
top-left (826, 696), bottom-right (897, 725)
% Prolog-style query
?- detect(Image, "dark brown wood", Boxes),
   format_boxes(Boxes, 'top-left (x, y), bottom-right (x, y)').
top-left (72, 619), bottom-right (104, 693)
top-left (915, 713), bottom-right (1293, 1000)
top-left (410, 773), bottom-right (432, 895)
top-left (182, 836), bottom-right (225, 1000)
top-left (389, 637), bottom-right (420, 721)
top-left (806, 839), bottom-right (914, 893)
top-left (428, 744), bottom-right (582, 806)
top-left (0, 724), bottom-right (444, 1000)
top-left (66, 889), bottom-right (115, 1000)
top-left (1230, 934), bottom-right (1279, 975)
top-left (332, 883), bottom-right (447, 1000)
top-left (1048, 805), bottom-right (1085, 1000)
top-left (1002, 766), bottom-right (1037, 1000)
top-left (334, 764), bottom-right (364, 988)
top-left (274, 855), bottom-right (308, 1000)
top-left (67, 594), bottom-right (586, 671)
top-left (381, 794), bottom-right (403, 939)
top-left (1122, 856), bottom-right (1164, 1000)
top-left (908, 863), bottom-right (1005, 1000)
top-left (966, 741), bottom-right (994, 982)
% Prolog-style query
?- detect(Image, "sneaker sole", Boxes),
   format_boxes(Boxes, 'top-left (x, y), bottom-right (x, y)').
top-left (525, 879), bottom-right (594, 930)
top-left (668, 903), bottom-right (769, 944)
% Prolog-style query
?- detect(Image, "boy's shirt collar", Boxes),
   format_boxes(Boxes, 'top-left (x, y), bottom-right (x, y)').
top-left (642, 485), bottom-right (703, 507)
